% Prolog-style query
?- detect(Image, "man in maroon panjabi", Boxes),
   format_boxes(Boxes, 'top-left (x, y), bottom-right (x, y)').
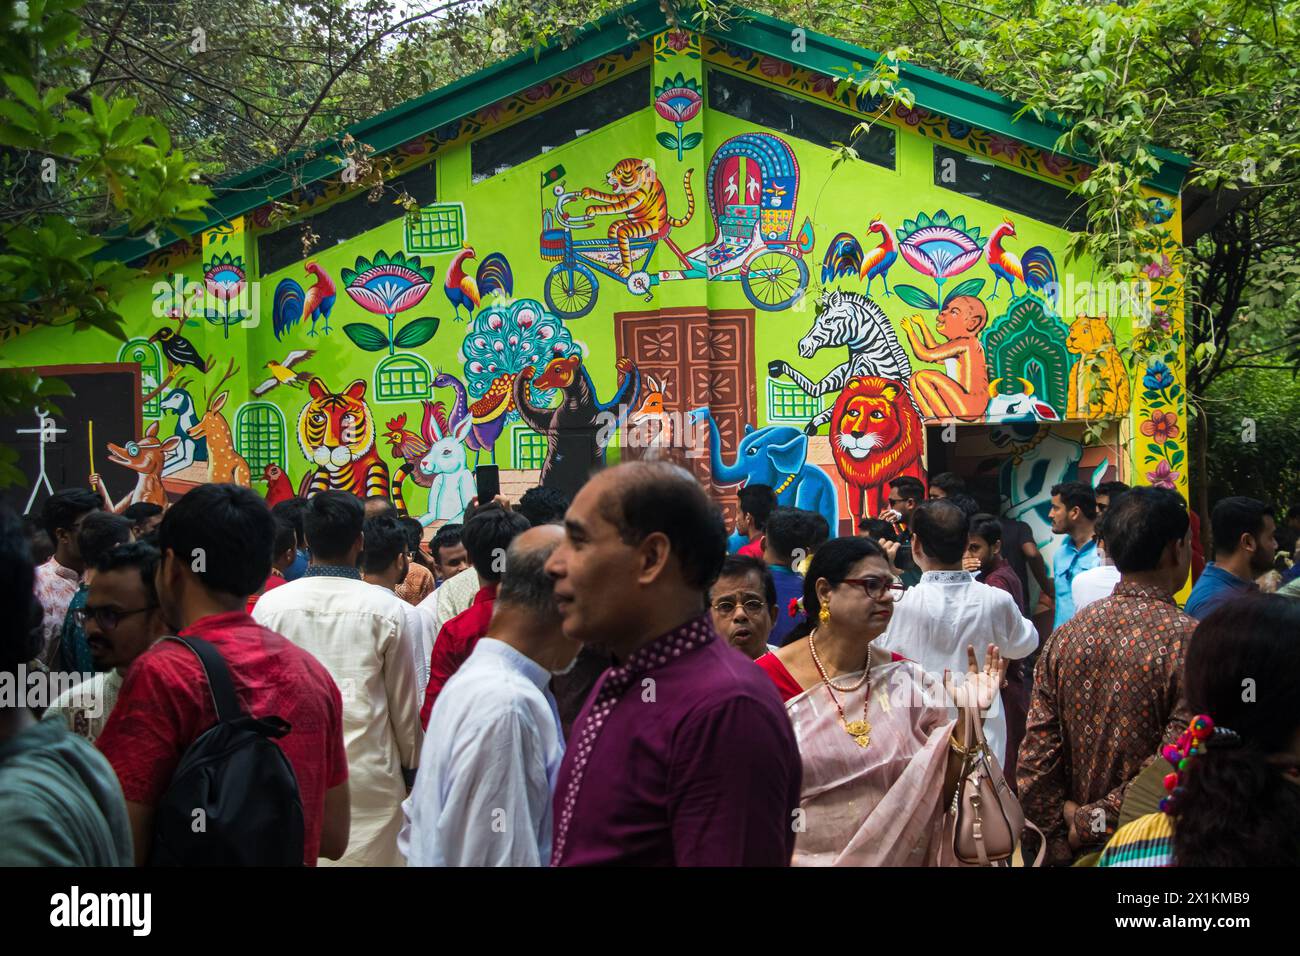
top-left (967, 513), bottom-right (1029, 786)
top-left (545, 463), bottom-right (801, 866)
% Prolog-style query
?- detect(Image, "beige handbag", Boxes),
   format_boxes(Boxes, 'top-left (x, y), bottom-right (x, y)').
top-left (952, 707), bottom-right (1045, 866)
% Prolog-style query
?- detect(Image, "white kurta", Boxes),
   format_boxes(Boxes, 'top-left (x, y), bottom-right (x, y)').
top-left (417, 566), bottom-right (481, 641)
top-left (254, 574), bottom-right (422, 867)
top-left (876, 569), bottom-right (1038, 764)
top-left (1072, 563), bottom-right (1121, 613)
top-left (400, 639), bottom-right (565, 867)
top-left (400, 601), bottom-right (431, 699)
top-left (46, 669), bottom-right (123, 744)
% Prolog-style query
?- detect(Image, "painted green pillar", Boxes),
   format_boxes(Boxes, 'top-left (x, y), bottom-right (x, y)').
top-left (649, 29), bottom-right (708, 311)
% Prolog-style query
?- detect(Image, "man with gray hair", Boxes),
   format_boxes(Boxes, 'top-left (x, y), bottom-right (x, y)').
top-left (400, 524), bottom-right (580, 866)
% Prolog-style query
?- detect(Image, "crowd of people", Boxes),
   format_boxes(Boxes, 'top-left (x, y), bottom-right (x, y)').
top-left (1, 462), bottom-right (1298, 867)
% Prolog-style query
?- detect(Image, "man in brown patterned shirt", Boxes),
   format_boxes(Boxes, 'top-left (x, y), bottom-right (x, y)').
top-left (1017, 487), bottom-right (1196, 864)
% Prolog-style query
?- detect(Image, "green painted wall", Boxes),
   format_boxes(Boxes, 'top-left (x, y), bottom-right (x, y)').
top-left (4, 30), bottom-right (1186, 560)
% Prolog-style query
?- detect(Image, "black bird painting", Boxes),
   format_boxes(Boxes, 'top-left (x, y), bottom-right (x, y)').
top-left (149, 326), bottom-right (212, 373)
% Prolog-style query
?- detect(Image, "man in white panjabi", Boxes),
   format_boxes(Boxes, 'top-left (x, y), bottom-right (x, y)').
top-left (254, 491), bottom-right (422, 867)
top-left (360, 513), bottom-right (431, 698)
top-left (877, 499), bottom-right (1037, 765)
top-left (1072, 509), bottom-right (1121, 614)
top-left (400, 524), bottom-right (579, 866)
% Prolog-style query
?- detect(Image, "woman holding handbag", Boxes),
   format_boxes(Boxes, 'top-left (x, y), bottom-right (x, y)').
top-left (756, 536), bottom-right (1011, 866)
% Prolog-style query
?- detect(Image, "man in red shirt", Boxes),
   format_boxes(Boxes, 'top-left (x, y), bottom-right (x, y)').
top-left (96, 483), bottom-right (351, 866)
top-left (732, 484), bottom-right (775, 559)
top-left (420, 505), bottom-right (531, 729)
top-left (245, 515), bottom-right (296, 613)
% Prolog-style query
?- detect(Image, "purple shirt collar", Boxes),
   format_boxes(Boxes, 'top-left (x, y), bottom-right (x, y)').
top-left (551, 612), bottom-right (716, 865)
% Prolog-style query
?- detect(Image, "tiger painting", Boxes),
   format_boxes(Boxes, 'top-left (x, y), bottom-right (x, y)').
top-left (580, 159), bottom-right (695, 277)
top-left (297, 377), bottom-right (391, 499)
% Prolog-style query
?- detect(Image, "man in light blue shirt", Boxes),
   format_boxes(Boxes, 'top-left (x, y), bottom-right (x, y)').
top-left (400, 524), bottom-right (580, 866)
top-left (1049, 481), bottom-right (1099, 629)
top-left (1184, 497), bottom-right (1275, 620)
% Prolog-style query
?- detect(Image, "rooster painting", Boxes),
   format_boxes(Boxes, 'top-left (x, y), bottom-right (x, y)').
top-left (444, 247), bottom-right (513, 321)
top-left (383, 402), bottom-right (454, 518)
top-left (273, 261), bottom-right (337, 339)
top-left (820, 216), bottom-right (897, 297)
top-left (986, 220), bottom-right (1059, 305)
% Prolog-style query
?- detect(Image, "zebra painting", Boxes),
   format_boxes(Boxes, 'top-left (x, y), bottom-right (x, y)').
top-left (768, 290), bottom-right (915, 433)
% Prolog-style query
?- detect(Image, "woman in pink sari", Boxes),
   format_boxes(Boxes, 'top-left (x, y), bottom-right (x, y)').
top-left (757, 536), bottom-right (1006, 866)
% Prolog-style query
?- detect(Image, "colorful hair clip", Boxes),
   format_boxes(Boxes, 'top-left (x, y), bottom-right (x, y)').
top-left (1161, 713), bottom-right (1222, 814)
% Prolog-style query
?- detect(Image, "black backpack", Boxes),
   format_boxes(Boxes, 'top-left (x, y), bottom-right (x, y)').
top-left (148, 635), bottom-right (306, 866)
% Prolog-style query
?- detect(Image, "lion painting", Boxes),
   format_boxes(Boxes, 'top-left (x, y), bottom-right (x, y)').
top-left (830, 376), bottom-right (926, 524)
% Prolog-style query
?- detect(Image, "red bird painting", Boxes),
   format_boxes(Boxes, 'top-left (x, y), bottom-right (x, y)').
top-left (263, 463), bottom-right (295, 507)
top-left (444, 247), bottom-right (513, 321)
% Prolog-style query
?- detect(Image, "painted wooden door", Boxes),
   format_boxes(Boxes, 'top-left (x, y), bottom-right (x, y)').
top-left (615, 307), bottom-right (755, 527)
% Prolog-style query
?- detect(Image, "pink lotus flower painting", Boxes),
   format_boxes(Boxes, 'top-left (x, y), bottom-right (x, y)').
top-left (891, 210), bottom-right (989, 311)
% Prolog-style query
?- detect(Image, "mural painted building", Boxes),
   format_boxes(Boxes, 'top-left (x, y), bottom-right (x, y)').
top-left (2, 2), bottom-right (1192, 576)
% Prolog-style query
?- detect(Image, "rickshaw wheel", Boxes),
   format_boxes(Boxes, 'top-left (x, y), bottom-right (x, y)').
top-left (544, 262), bottom-right (598, 319)
top-left (742, 250), bottom-right (810, 311)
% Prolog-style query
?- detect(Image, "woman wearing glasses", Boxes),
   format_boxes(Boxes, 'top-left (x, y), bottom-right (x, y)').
top-left (756, 536), bottom-right (1006, 865)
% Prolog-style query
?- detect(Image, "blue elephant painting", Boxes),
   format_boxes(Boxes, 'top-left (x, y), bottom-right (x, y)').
top-left (690, 407), bottom-right (839, 534)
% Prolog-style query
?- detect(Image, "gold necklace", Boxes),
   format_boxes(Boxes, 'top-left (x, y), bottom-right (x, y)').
top-left (808, 629), bottom-right (872, 748)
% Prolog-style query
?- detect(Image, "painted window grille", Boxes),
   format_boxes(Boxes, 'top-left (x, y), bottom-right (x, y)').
top-left (235, 402), bottom-right (285, 474)
top-left (933, 145), bottom-right (1086, 231)
top-left (512, 428), bottom-right (548, 470)
top-left (118, 339), bottom-right (164, 418)
top-left (374, 354), bottom-right (432, 402)
top-left (405, 203), bottom-right (465, 254)
top-left (767, 379), bottom-right (822, 422)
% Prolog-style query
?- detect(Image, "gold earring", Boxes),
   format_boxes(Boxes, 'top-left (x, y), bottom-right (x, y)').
top-left (818, 605), bottom-right (831, 625)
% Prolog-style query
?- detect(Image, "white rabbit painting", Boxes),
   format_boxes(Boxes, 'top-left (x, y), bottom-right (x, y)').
top-left (419, 412), bottom-right (476, 524)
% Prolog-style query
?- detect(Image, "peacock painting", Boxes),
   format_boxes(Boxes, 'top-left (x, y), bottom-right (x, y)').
top-left (445, 247), bottom-right (514, 321)
top-left (457, 298), bottom-right (579, 459)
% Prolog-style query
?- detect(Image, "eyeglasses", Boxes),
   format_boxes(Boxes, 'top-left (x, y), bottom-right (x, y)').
top-left (840, 577), bottom-right (905, 599)
top-left (711, 599), bottom-right (768, 616)
top-left (74, 605), bottom-right (155, 630)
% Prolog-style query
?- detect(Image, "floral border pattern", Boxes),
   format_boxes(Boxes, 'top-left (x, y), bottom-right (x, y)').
top-left (1128, 220), bottom-right (1188, 494)
top-left (654, 29), bottom-right (700, 61)
top-left (236, 41), bottom-right (652, 236)
top-left (702, 39), bottom-right (1095, 189)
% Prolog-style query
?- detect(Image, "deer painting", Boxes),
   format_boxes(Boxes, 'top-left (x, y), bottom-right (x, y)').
top-left (91, 421), bottom-right (182, 512)
top-left (188, 358), bottom-right (251, 486)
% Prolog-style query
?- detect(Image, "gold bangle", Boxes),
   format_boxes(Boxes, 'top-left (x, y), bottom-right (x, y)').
top-left (949, 734), bottom-right (974, 756)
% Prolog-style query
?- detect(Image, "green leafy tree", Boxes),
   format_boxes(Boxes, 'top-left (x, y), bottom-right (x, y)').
top-left (755, 0), bottom-right (1300, 525)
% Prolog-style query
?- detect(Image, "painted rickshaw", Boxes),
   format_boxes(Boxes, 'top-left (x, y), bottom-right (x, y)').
top-left (540, 132), bottom-right (814, 318)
